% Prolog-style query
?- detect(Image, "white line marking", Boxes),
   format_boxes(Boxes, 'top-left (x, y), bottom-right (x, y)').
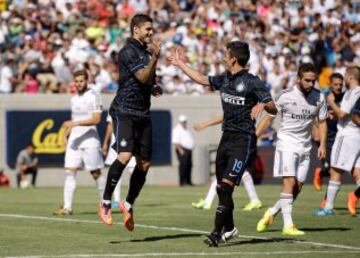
top-left (5, 250), bottom-right (360, 258)
top-left (1, 213), bottom-right (360, 252)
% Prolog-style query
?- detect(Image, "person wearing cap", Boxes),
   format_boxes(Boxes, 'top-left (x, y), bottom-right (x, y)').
top-left (172, 114), bottom-right (194, 186)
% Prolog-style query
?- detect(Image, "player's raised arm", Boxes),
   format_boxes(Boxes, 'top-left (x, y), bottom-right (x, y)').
top-left (168, 48), bottom-right (210, 86)
top-left (134, 40), bottom-right (161, 85)
top-left (193, 115), bottom-right (223, 131)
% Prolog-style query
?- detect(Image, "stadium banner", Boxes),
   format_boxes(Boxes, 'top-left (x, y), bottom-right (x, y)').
top-left (6, 110), bottom-right (171, 168)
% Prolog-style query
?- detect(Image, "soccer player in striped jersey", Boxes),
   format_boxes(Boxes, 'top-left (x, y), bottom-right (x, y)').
top-left (169, 41), bottom-right (277, 247)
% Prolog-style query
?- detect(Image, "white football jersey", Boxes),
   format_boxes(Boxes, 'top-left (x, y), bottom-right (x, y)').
top-left (275, 86), bottom-right (327, 153)
top-left (68, 88), bottom-right (102, 148)
top-left (337, 86), bottom-right (360, 136)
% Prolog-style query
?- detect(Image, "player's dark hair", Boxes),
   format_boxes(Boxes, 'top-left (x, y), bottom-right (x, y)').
top-left (297, 63), bottom-right (316, 78)
top-left (130, 14), bottom-right (153, 36)
top-left (330, 73), bottom-right (344, 82)
top-left (346, 66), bottom-right (360, 83)
top-left (73, 69), bottom-right (88, 80)
top-left (226, 41), bottom-right (250, 67)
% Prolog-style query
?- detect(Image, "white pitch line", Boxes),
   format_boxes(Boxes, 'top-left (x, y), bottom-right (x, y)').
top-left (5, 250), bottom-right (360, 258)
top-left (1, 213), bottom-right (360, 252)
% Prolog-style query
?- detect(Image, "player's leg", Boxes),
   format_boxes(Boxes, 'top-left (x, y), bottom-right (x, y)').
top-left (206, 133), bottom-right (255, 246)
top-left (53, 146), bottom-right (81, 215)
top-left (257, 150), bottom-right (285, 232)
top-left (204, 135), bottom-right (228, 246)
top-left (119, 116), bottom-right (152, 231)
top-left (315, 135), bottom-right (353, 216)
top-left (100, 114), bottom-right (135, 225)
top-left (84, 147), bottom-right (105, 200)
top-left (104, 141), bottom-right (122, 208)
top-left (348, 166), bottom-right (360, 216)
top-left (241, 170), bottom-right (262, 211)
top-left (192, 177), bottom-right (217, 209)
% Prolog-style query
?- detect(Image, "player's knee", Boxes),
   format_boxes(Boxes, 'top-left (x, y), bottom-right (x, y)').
top-left (135, 157), bottom-right (151, 172)
top-left (329, 167), bottom-right (342, 181)
top-left (65, 168), bottom-right (77, 175)
top-left (117, 152), bottom-right (132, 164)
top-left (216, 182), bottom-right (234, 209)
top-left (90, 169), bottom-right (101, 180)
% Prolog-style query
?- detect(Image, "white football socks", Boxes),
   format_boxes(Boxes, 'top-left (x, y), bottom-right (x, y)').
top-left (280, 192), bottom-right (294, 228)
top-left (241, 170), bottom-right (260, 203)
top-left (64, 171), bottom-right (76, 210)
top-left (204, 178), bottom-right (217, 206)
top-left (324, 180), bottom-right (341, 210)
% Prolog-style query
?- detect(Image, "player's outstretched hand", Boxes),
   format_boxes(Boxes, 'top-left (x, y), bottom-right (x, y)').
top-left (167, 48), bottom-right (181, 67)
top-left (251, 103), bottom-right (265, 119)
top-left (151, 85), bottom-right (163, 97)
top-left (149, 39), bottom-right (161, 59)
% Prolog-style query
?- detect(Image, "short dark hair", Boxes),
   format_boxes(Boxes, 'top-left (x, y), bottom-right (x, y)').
top-left (130, 14), bottom-right (153, 36)
top-left (346, 66), bottom-right (360, 83)
top-left (330, 72), bottom-right (344, 81)
top-left (226, 41), bottom-right (250, 67)
top-left (297, 63), bottom-right (316, 78)
top-left (73, 69), bottom-right (88, 80)
top-left (27, 143), bottom-right (35, 148)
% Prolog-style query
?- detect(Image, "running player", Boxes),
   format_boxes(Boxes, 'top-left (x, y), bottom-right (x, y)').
top-left (256, 63), bottom-right (327, 236)
top-left (53, 70), bottom-right (106, 215)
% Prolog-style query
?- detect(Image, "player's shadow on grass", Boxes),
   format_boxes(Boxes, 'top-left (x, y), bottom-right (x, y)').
top-left (265, 227), bottom-right (351, 233)
top-left (298, 227), bottom-right (351, 232)
top-left (110, 233), bottom-right (202, 244)
top-left (222, 237), bottom-right (303, 247)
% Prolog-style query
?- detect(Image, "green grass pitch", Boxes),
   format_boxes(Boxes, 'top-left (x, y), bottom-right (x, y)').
top-left (0, 184), bottom-right (359, 258)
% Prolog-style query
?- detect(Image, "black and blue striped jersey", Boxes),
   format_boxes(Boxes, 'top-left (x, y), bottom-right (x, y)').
top-left (209, 70), bottom-right (272, 135)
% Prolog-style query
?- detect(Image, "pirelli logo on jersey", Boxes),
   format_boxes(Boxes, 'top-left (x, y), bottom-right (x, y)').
top-left (221, 93), bottom-right (245, 106)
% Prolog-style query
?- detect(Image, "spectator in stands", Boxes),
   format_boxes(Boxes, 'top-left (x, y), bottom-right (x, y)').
top-left (0, 0), bottom-right (358, 95)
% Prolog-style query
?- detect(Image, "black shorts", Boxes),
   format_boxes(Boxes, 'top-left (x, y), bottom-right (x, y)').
top-left (110, 111), bottom-right (152, 161)
top-left (215, 132), bottom-right (256, 185)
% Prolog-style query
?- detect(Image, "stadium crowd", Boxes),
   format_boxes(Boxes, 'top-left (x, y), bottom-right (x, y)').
top-left (0, 0), bottom-right (359, 96)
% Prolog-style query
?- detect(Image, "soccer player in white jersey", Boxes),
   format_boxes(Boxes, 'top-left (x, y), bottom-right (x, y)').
top-left (191, 114), bottom-right (262, 211)
top-left (102, 113), bottom-right (136, 209)
top-left (314, 66), bottom-right (360, 216)
top-left (53, 70), bottom-right (106, 215)
top-left (256, 63), bottom-right (327, 235)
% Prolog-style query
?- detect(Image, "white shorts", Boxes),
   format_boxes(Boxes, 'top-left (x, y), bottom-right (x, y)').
top-left (273, 150), bottom-right (310, 182)
top-left (331, 134), bottom-right (360, 173)
top-left (105, 147), bottom-right (117, 166)
top-left (65, 146), bottom-right (104, 171)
